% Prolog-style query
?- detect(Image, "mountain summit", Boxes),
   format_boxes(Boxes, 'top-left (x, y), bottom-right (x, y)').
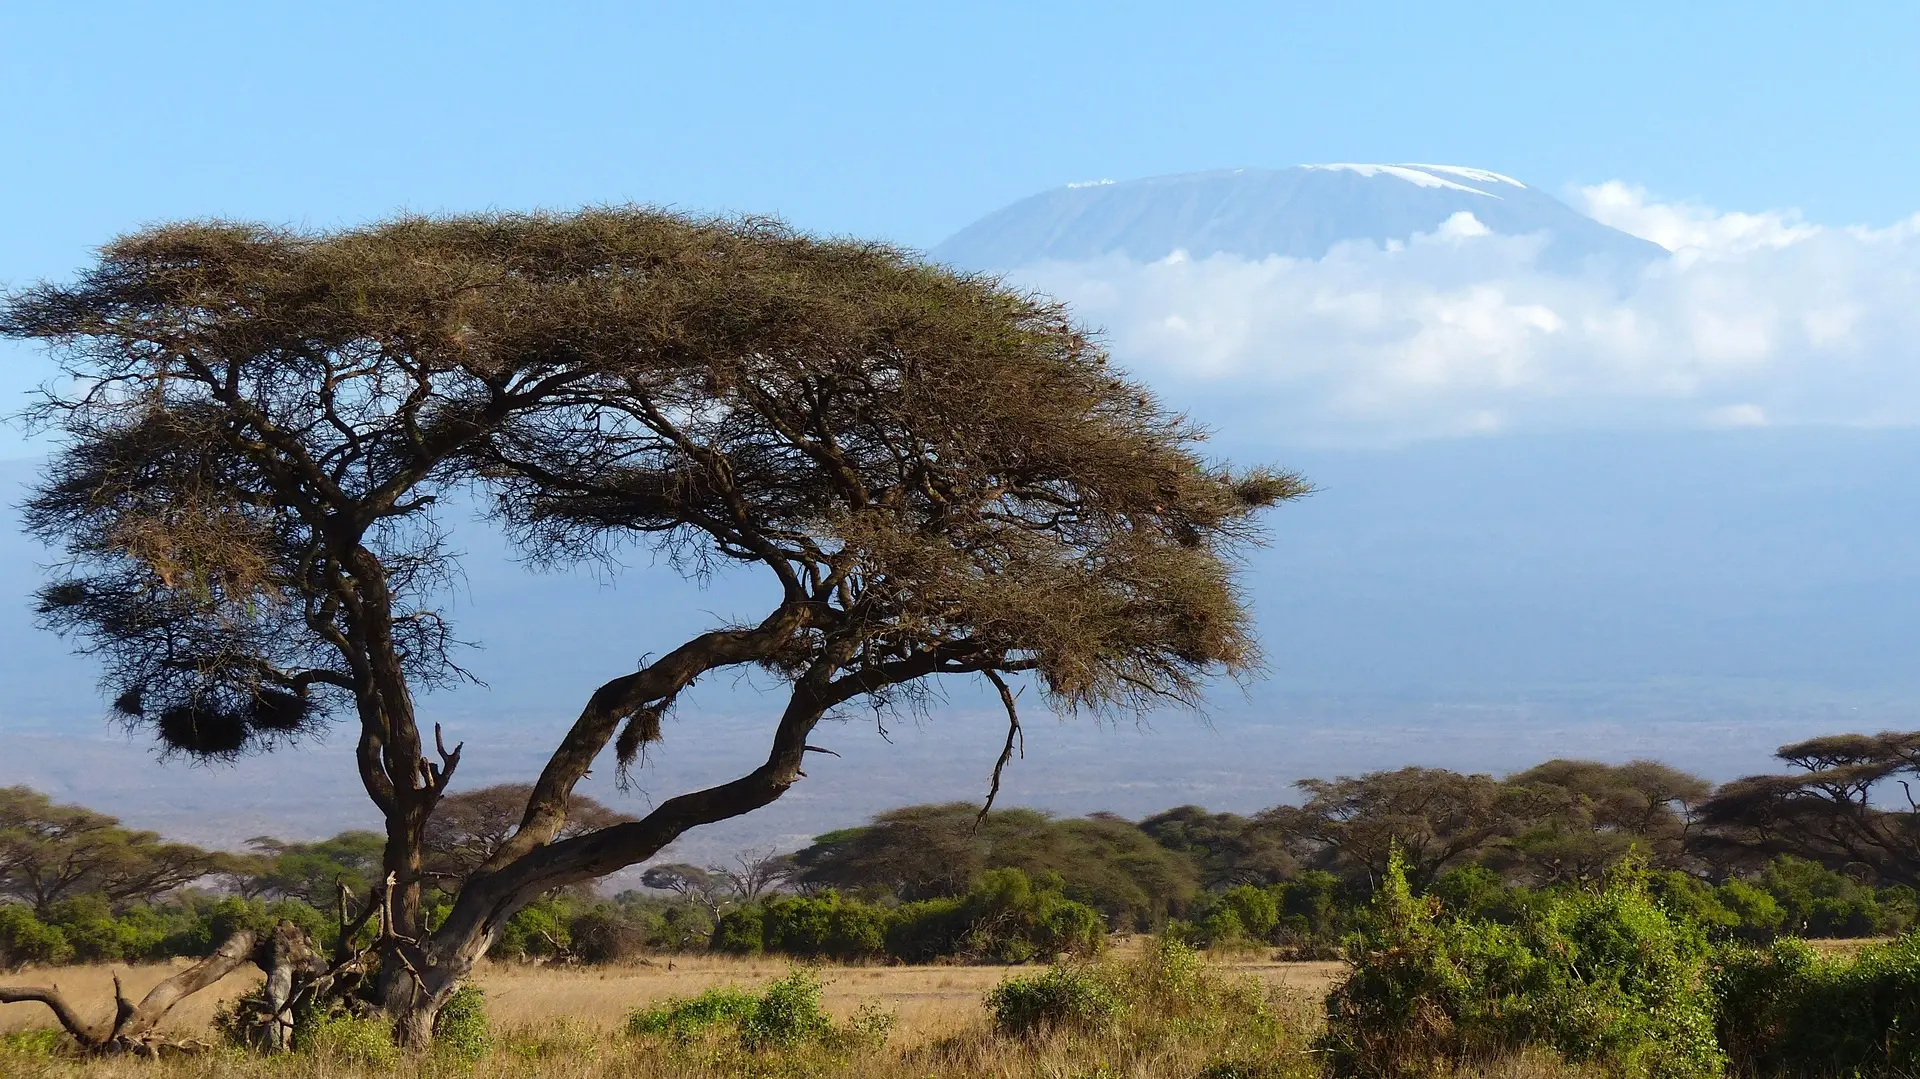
top-left (932, 164), bottom-right (1665, 271)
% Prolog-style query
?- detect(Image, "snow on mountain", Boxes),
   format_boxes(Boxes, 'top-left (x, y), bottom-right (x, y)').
top-left (932, 164), bottom-right (1665, 272)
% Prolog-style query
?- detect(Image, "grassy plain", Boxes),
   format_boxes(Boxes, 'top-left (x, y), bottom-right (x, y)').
top-left (0, 940), bottom-right (1884, 1078)
top-left (1, 942), bottom-right (1343, 1039)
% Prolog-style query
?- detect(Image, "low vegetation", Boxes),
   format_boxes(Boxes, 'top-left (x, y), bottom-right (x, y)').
top-left (3, 732), bottom-right (1919, 1074)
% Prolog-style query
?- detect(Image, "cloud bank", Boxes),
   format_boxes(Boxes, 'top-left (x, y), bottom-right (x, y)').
top-left (1010, 186), bottom-right (1920, 444)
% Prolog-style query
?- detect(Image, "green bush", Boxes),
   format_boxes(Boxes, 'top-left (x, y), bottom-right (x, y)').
top-left (625, 968), bottom-right (891, 1053)
top-left (1710, 931), bottom-right (1920, 1076)
top-left (739, 968), bottom-right (835, 1050)
top-left (492, 896), bottom-right (573, 961)
top-left (711, 904), bottom-right (766, 956)
top-left (0, 905), bottom-right (72, 969)
top-left (1321, 849), bottom-right (1724, 1079)
top-left (1176, 883), bottom-right (1291, 950)
top-left (1756, 855), bottom-right (1911, 938)
top-left (987, 937), bottom-right (1282, 1054)
top-left (627, 985), bottom-right (760, 1040)
top-left (761, 894), bottom-right (891, 961)
top-left (165, 895), bottom-right (336, 958)
top-left (716, 870), bottom-right (1106, 964)
top-left (0, 1028), bottom-right (67, 1057)
top-left (299, 1010), bottom-right (399, 1068)
top-left (957, 868), bottom-right (1106, 963)
top-left (566, 906), bottom-right (647, 963)
top-left (986, 963), bottom-right (1119, 1038)
top-left (433, 985), bottom-right (491, 1060)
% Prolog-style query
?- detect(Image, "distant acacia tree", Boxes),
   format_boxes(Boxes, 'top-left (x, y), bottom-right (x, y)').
top-left (1265, 767), bottom-right (1512, 890)
top-left (639, 862), bottom-right (730, 918)
top-left (790, 801), bottom-right (1199, 928)
top-left (1697, 731), bottom-right (1920, 887)
top-left (0, 209), bottom-right (1301, 1045)
top-left (423, 783), bottom-right (630, 883)
top-left (1138, 805), bottom-right (1297, 889)
top-left (0, 787), bottom-right (214, 913)
top-left (1493, 759), bottom-right (1710, 885)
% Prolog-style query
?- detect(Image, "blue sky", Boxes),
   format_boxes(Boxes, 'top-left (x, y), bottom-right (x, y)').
top-left (6, 2), bottom-right (1919, 257)
top-left (5, 2), bottom-right (1920, 450)
top-left (9, 2), bottom-right (1920, 834)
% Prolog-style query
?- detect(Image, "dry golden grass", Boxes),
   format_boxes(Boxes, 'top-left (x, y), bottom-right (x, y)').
top-left (2, 942), bottom-right (1344, 1046)
top-left (1, 942), bottom-right (1347, 1079)
top-left (0, 961), bottom-right (264, 1038)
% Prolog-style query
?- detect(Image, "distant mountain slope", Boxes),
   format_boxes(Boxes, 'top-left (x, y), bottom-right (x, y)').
top-left (933, 164), bottom-right (1666, 271)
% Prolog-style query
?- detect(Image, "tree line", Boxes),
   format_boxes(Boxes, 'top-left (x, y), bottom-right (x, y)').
top-left (5, 729), bottom-right (1915, 971)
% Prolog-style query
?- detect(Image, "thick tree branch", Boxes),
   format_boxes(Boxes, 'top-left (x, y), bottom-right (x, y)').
top-left (484, 602), bottom-right (813, 871)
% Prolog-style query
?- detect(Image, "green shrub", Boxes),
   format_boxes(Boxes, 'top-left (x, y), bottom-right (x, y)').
top-left (711, 905), bottom-right (767, 956)
top-left (1710, 931), bottom-right (1920, 1077)
top-left (0, 1028), bottom-right (67, 1057)
top-left (299, 1010), bottom-right (399, 1068)
top-left (492, 896), bottom-right (573, 961)
top-left (1756, 855), bottom-right (1908, 938)
top-left (757, 893), bottom-right (892, 961)
top-left (886, 894), bottom-right (970, 961)
top-left (1712, 879), bottom-right (1785, 941)
top-left (986, 963), bottom-right (1119, 1038)
top-left (165, 895), bottom-right (336, 958)
top-left (433, 984), bottom-right (491, 1060)
top-left (566, 906), bottom-right (647, 963)
top-left (627, 985), bottom-right (760, 1040)
top-left (0, 905), bottom-right (71, 969)
top-left (719, 870), bottom-right (1106, 964)
top-left (1273, 871), bottom-right (1352, 958)
top-left (1219, 884), bottom-right (1281, 941)
top-left (956, 868), bottom-right (1106, 963)
top-left (1321, 849), bottom-right (1723, 1079)
top-left (987, 937), bottom-right (1281, 1055)
top-left (626, 968), bottom-right (892, 1053)
top-left (740, 968), bottom-right (835, 1050)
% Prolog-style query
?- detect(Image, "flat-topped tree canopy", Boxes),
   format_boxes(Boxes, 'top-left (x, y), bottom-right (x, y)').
top-left (2, 207), bottom-right (1304, 1042)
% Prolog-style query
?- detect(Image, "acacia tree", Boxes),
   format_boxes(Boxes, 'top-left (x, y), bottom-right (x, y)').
top-left (1697, 731), bottom-right (1920, 886)
top-left (423, 783), bottom-right (630, 883)
top-left (1494, 759), bottom-right (1711, 884)
top-left (0, 786), bottom-right (214, 912)
top-left (1266, 767), bottom-right (1513, 889)
top-left (0, 209), bottom-right (1301, 1044)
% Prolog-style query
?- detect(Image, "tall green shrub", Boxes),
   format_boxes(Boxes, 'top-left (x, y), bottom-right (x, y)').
top-left (0, 905), bottom-right (71, 969)
top-left (1710, 932), bottom-right (1920, 1076)
top-left (1321, 849), bottom-right (1724, 1079)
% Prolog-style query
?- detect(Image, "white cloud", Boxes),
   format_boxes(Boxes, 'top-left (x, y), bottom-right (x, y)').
top-left (1010, 196), bottom-right (1920, 444)
top-left (1436, 211), bottom-right (1491, 239)
top-left (1576, 182), bottom-right (1817, 258)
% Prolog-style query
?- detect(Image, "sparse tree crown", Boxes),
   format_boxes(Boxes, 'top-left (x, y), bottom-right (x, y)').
top-left (3, 208), bottom-right (1302, 1038)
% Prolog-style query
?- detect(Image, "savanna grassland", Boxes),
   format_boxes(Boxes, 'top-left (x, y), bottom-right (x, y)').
top-left (0, 945), bottom-right (1341, 1043)
top-left (0, 933), bottom-right (1901, 1079)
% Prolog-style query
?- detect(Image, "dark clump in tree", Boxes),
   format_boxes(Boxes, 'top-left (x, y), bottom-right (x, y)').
top-left (0, 208), bottom-right (1301, 1045)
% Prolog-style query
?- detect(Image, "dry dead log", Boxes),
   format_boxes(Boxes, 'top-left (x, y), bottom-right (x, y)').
top-left (0, 929), bottom-right (258, 1055)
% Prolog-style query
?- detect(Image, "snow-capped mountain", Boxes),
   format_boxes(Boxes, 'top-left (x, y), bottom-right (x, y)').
top-left (933, 164), bottom-right (1665, 271)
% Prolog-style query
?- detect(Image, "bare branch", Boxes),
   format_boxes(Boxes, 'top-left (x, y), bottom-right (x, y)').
top-left (976, 670), bottom-right (1025, 830)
